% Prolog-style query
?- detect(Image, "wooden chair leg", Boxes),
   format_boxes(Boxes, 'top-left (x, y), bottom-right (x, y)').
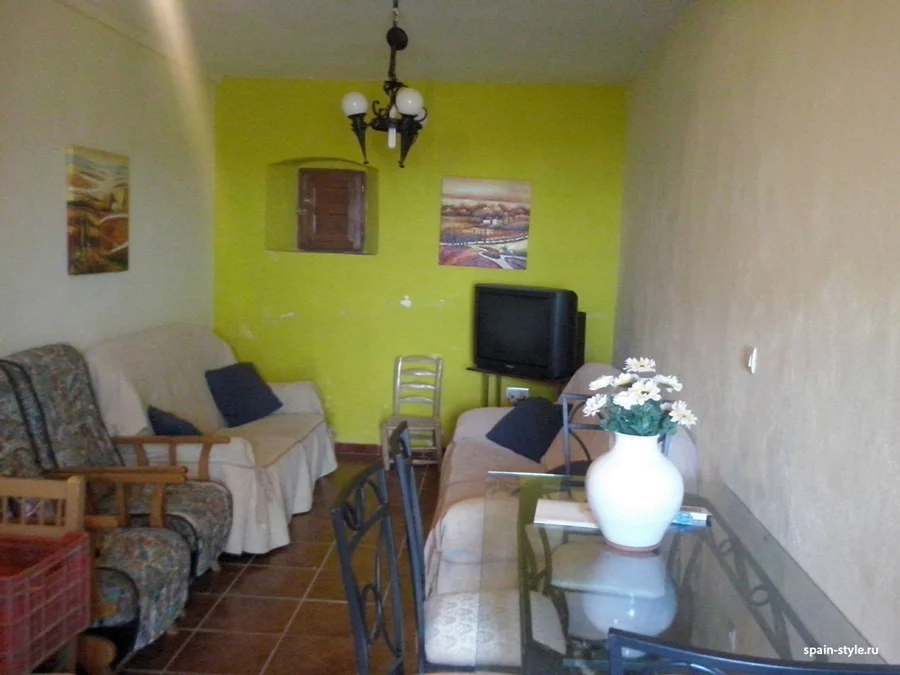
top-left (78, 634), bottom-right (116, 675)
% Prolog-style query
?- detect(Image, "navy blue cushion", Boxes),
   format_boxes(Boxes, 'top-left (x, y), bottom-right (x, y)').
top-left (148, 406), bottom-right (202, 436)
top-left (205, 362), bottom-right (283, 428)
top-left (486, 397), bottom-right (563, 462)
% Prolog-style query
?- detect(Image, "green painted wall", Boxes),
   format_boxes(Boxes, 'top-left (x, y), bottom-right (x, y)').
top-left (215, 80), bottom-right (626, 443)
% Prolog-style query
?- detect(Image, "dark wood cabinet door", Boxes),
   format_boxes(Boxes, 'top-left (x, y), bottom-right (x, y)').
top-left (297, 169), bottom-right (366, 252)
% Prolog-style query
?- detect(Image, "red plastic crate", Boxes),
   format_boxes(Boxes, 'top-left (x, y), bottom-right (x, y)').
top-left (0, 532), bottom-right (91, 675)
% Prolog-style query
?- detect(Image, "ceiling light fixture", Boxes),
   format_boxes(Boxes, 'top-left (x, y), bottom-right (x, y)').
top-left (341, 0), bottom-right (426, 168)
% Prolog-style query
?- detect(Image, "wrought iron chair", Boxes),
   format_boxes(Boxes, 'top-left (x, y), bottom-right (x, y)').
top-left (381, 355), bottom-right (444, 469)
top-left (331, 459), bottom-right (491, 675)
top-left (330, 460), bottom-right (405, 675)
top-left (606, 628), bottom-right (896, 675)
top-left (390, 422), bottom-right (565, 671)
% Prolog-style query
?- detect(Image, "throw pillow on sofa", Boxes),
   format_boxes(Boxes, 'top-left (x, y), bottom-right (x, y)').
top-left (147, 405), bottom-right (202, 436)
top-left (486, 397), bottom-right (563, 462)
top-left (205, 362), bottom-right (283, 427)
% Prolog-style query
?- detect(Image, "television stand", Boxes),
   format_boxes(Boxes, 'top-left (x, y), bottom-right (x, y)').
top-left (467, 366), bottom-right (571, 407)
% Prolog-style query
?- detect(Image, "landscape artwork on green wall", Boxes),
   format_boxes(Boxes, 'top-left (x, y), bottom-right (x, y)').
top-left (439, 177), bottom-right (530, 270)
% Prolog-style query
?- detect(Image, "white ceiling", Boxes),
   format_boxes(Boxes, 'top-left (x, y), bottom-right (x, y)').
top-left (59, 0), bottom-right (691, 85)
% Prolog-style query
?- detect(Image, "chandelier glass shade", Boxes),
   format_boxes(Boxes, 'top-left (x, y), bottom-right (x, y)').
top-left (341, 0), bottom-right (426, 168)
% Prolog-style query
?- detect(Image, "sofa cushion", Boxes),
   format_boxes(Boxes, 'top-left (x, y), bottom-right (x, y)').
top-left (223, 412), bottom-right (324, 468)
top-left (452, 407), bottom-right (511, 443)
top-left (148, 406), bottom-right (201, 436)
top-left (206, 363), bottom-right (283, 428)
top-left (423, 590), bottom-right (564, 667)
top-left (485, 398), bottom-right (563, 462)
top-left (87, 324), bottom-right (238, 435)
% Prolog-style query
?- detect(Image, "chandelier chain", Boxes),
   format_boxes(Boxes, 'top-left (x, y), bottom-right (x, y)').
top-left (341, 0), bottom-right (423, 167)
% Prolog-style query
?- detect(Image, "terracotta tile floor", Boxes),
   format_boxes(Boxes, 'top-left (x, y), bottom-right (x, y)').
top-left (124, 458), bottom-right (439, 675)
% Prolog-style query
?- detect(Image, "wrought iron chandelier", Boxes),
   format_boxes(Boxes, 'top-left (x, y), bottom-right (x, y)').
top-left (341, 0), bottom-right (426, 168)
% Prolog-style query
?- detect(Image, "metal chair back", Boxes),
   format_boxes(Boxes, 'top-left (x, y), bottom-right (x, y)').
top-left (392, 356), bottom-right (443, 418)
top-left (330, 461), bottom-right (405, 675)
top-left (388, 422), bottom-right (430, 673)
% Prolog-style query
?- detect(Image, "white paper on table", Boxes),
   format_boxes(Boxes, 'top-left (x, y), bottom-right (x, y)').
top-left (533, 498), bottom-right (600, 530)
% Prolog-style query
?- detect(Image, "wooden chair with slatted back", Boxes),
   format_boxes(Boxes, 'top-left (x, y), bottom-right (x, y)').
top-left (0, 475), bottom-right (116, 675)
top-left (380, 355), bottom-right (444, 469)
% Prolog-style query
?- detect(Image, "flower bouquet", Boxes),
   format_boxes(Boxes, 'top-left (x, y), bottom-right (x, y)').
top-left (580, 357), bottom-right (697, 550)
top-left (582, 357), bottom-right (697, 436)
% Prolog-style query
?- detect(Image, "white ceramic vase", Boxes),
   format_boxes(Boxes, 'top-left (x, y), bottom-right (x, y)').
top-left (584, 432), bottom-right (684, 551)
top-left (569, 549), bottom-right (678, 654)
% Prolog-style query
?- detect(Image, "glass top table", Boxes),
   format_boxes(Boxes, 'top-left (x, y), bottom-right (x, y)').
top-left (473, 472), bottom-right (884, 673)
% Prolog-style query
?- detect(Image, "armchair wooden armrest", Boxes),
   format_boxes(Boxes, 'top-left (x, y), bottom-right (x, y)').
top-left (46, 466), bottom-right (187, 529)
top-left (112, 435), bottom-right (231, 481)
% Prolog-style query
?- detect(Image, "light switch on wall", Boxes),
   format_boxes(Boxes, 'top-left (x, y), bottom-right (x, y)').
top-left (744, 346), bottom-right (758, 374)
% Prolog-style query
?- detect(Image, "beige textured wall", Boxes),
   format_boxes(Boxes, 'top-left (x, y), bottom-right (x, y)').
top-left (0, 0), bottom-right (215, 354)
top-left (617, 1), bottom-right (900, 657)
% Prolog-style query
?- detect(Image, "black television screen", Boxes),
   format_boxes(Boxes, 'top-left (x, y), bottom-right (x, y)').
top-left (473, 284), bottom-right (584, 380)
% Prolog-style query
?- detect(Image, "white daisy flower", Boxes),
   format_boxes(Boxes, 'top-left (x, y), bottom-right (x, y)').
top-left (654, 374), bottom-right (683, 392)
top-left (624, 357), bottom-right (656, 374)
top-left (613, 372), bottom-right (638, 387)
top-left (588, 375), bottom-right (615, 391)
top-left (668, 400), bottom-right (697, 427)
top-left (613, 389), bottom-right (642, 410)
top-left (582, 394), bottom-right (608, 416)
top-left (630, 379), bottom-right (662, 403)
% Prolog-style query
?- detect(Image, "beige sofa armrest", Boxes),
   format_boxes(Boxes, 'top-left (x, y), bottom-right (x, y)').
top-left (269, 381), bottom-right (326, 415)
top-left (450, 407), bottom-right (511, 443)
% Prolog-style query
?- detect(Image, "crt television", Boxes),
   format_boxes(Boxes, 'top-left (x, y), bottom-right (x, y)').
top-left (473, 284), bottom-right (585, 380)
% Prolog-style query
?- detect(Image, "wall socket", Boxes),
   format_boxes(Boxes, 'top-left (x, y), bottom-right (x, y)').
top-left (506, 386), bottom-right (530, 405)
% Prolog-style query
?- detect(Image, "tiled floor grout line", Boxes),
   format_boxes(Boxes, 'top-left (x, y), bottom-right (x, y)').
top-left (159, 558), bottom-right (253, 673)
top-left (254, 540), bottom-right (336, 675)
top-left (190, 590), bottom-right (317, 602)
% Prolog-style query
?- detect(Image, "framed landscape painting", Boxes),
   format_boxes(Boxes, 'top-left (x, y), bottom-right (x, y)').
top-left (66, 146), bottom-right (130, 275)
top-left (439, 177), bottom-right (530, 270)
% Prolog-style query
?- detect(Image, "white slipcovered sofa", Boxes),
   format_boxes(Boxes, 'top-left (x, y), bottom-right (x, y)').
top-left (86, 323), bottom-right (338, 555)
top-left (424, 362), bottom-right (699, 596)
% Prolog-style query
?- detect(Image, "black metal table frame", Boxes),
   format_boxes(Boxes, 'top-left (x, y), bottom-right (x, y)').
top-left (467, 366), bottom-right (570, 407)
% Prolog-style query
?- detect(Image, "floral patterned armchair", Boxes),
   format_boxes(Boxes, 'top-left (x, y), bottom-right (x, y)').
top-left (0, 368), bottom-right (191, 671)
top-left (1, 344), bottom-right (232, 577)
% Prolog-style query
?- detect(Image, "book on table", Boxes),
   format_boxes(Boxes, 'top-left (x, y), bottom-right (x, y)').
top-left (533, 498), bottom-right (712, 530)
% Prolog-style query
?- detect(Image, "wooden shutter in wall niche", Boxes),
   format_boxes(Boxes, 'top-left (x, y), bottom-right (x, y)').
top-left (297, 169), bottom-right (367, 253)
